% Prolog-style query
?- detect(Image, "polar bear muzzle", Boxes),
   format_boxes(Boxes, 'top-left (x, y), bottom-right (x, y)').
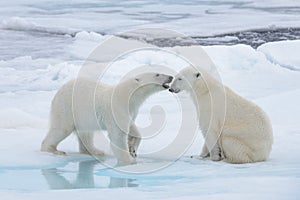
top-left (162, 75), bottom-right (173, 89)
top-left (169, 87), bottom-right (180, 93)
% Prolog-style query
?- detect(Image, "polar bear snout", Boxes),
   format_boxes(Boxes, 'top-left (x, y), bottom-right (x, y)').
top-left (169, 87), bottom-right (180, 93)
top-left (169, 77), bottom-right (183, 93)
top-left (162, 75), bottom-right (173, 89)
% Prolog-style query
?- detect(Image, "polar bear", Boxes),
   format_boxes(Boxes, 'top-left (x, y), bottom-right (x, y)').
top-left (169, 66), bottom-right (273, 164)
top-left (41, 72), bottom-right (173, 165)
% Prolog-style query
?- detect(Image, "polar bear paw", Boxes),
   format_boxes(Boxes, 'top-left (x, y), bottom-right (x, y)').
top-left (210, 153), bottom-right (222, 161)
top-left (129, 146), bottom-right (137, 158)
top-left (53, 150), bottom-right (66, 155)
top-left (41, 145), bottom-right (66, 155)
top-left (200, 149), bottom-right (210, 158)
top-left (210, 146), bottom-right (223, 161)
top-left (90, 149), bottom-right (105, 156)
top-left (117, 158), bottom-right (137, 167)
top-left (80, 148), bottom-right (105, 156)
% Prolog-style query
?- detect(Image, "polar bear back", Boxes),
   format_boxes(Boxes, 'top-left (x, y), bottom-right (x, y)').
top-left (50, 79), bottom-right (113, 132)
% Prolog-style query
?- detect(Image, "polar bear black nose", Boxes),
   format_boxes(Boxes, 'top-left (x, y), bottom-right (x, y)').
top-left (169, 88), bottom-right (175, 92)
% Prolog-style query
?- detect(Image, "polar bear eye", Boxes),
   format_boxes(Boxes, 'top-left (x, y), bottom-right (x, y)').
top-left (135, 78), bottom-right (140, 82)
top-left (195, 72), bottom-right (201, 78)
top-left (156, 74), bottom-right (160, 77)
top-left (178, 78), bottom-right (182, 81)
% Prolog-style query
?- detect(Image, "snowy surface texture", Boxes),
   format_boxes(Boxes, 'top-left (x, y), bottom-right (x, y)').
top-left (0, 1), bottom-right (300, 200)
top-left (1, 0), bottom-right (300, 36)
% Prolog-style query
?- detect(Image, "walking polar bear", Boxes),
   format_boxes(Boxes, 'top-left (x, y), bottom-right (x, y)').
top-left (41, 72), bottom-right (173, 165)
top-left (169, 66), bottom-right (273, 164)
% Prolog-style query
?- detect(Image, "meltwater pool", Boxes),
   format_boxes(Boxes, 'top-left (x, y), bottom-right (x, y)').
top-left (0, 158), bottom-right (186, 191)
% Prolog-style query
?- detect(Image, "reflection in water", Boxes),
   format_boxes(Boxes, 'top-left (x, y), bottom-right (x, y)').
top-left (42, 160), bottom-right (137, 190)
top-left (109, 177), bottom-right (138, 188)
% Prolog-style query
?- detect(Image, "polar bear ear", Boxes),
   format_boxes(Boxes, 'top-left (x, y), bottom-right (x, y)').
top-left (195, 72), bottom-right (201, 78)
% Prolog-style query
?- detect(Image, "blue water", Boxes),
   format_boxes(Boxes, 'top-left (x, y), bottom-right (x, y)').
top-left (0, 160), bottom-right (134, 191)
top-left (0, 159), bottom-right (185, 191)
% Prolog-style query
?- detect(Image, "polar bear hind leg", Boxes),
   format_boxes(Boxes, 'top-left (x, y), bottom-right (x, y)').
top-left (210, 144), bottom-right (223, 161)
top-left (41, 128), bottom-right (73, 155)
top-left (221, 136), bottom-right (254, 164)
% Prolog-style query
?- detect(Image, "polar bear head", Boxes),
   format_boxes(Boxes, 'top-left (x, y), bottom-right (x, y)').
top-left (169, 67), bottom-right (204, 94)
top-left (132, 72), bottom-right (174, 91)
top-left (114, 72), bottom-right (174, 112)
top-left (113, 72), bottom-right (174, 121)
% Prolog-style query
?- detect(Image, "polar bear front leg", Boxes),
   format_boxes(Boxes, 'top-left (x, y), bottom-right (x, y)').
top-left (199, 144), bottom-right (210, 158)
top-left (77, 132), bottom-right (104, 156)
top-left (107, 126), bottom-right (136, 166)
top-left (128, 124), bottom-right (141, 158)
top-left (191, 144), bottom-right (210, 159)
top-left (205, 130), bottom-right (223, 161)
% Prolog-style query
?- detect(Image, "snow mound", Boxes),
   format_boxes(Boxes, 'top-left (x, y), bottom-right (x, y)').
top-left (0, 108), bottom-right (46, 129)
top-left (0, 61), bottom-right (80, 92)
top-left (0, 17), bottom-right (78, 36)
top-left (203, 44), bottom-right (300, 99)
top-left (258, 40), bottom-right (300, 71)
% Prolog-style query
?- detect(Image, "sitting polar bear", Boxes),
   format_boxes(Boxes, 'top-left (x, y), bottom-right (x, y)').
top-left (169, 67), bottom-right (273, 164)
top-left (41, 72), bottom-right (173, 165)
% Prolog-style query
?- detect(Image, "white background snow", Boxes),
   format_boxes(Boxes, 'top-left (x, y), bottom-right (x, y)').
top-left (0, 0), bottom-right (300, 200)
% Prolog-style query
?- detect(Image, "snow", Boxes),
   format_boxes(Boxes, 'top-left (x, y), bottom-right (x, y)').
top-left (1, 1), bottom-right (300, 199)
top-left (1, 0), bottom-right (300, 36)
top-left (203, 44), bottom-right (300, 99)
top-left (258, 40), bottom-right (300, 71)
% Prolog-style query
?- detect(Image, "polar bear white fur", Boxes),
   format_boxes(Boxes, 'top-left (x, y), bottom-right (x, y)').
top-left (169, 67), bottom-right (273, 164)
top-left (41, 72), bottom-right (173, 165)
